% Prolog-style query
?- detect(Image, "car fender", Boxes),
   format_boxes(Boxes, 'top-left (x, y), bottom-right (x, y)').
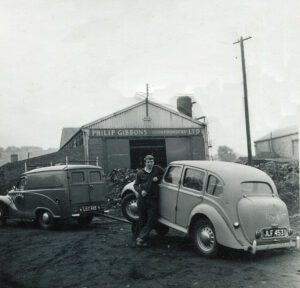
top-left (121, 181), bottom-right (138, 198)
top-left (0, 194), bottom-right (18, 211)
top-left (189, 204), bottom-right (242, 249)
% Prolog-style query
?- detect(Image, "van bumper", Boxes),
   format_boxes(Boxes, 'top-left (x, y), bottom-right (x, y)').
top-left (246, 236), bottom-right (300, 254)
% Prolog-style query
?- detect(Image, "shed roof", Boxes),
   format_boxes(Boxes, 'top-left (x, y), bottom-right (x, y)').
top-left (254, 125), bottom-right (298, 143)
top-left (60, 128), bottom-right (80, 148)
top-left (82, 99), bottom-right (206, 129)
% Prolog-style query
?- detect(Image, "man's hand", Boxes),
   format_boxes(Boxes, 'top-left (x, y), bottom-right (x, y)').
top-left (141, 190), bottom-right (147, 197)
top-left (152, 177), bottom-right (158, 182)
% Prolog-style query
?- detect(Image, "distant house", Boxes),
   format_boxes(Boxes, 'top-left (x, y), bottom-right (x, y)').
top-left (254, 126), bottom-right (298, 161)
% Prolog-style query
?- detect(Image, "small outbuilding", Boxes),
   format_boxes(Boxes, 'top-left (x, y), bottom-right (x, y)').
top-left (254, 126), bottom-right (298, 161)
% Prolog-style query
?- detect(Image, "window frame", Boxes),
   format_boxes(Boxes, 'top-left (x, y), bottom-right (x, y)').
top-left (205, 174), bottom-right (224, 197)
top-left (181, 167), bottom-right (206, 193)
top-left (163, 165), bottom-right (183, 186)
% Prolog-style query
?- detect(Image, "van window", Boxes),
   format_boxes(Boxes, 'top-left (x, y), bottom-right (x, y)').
top-left (26, 172), bottom-right (64, 189)
top-left (90, 171), bottom-right (101, 182)
top-left (241, 182), bottom-right (273, 196)
top-left (71, 172), bottom-right (85, 183)
top-left (164, 166), bottom-right (182, 185)
top-left (183, 168), bottom-right (205, 192)
top-left (206, 175), bottom-right (223, 196)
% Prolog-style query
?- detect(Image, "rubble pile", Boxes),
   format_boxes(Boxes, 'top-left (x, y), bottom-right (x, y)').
top-left (255, 161), bottom-right (299, 214)
top-left (105, 168), bottom-right (137, 211)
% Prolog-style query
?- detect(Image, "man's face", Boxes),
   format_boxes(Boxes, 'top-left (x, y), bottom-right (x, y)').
top-left (145, 159), bottom-right (154, 170)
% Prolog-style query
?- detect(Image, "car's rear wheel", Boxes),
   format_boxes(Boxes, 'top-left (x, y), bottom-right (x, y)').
top-left (77, 215), bottom-right (93, 226)
top-left (154, 222), bottom-right (169, 236)
top-left (38, 210), bottom-right (54, 230)
top-left (0, 203), bottom-right (7, 227)
top-left (192, 218), bottom-right (219, 257)
top-left (121, 193), bottom-right (139, 222)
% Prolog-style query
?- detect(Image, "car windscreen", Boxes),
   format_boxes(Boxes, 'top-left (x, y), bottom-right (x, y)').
top-left (241, 182), bottom-right (273, 196)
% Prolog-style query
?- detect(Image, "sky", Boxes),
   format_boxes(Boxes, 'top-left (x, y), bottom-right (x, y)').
top-left (0, 0), bottom-right (299, 156)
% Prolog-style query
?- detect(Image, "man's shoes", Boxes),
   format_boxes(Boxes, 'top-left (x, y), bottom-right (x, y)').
top-left (136, 238), bottom-right (149, 247)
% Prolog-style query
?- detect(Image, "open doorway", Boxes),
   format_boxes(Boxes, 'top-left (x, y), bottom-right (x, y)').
top-left (130, 139), bottom-right (167, 169)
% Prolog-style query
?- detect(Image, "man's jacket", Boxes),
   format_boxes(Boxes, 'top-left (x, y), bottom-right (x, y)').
top-left (133, 165), bottom-right (165, 200)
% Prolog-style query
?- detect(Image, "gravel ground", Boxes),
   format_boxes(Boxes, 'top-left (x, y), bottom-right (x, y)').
top-left (0, 213), bottom-right (300, 288)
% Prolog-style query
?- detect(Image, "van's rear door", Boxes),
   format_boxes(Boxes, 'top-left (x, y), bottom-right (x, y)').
top-left (69, 170), bottom-right (90, 205)
top-left (87, 169), bottom-right (107, 203)
top-left (68, 168), bottom-right (107, 214)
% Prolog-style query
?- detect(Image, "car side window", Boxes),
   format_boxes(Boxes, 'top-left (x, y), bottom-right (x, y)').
top-left (164, 166), bottom-right (182, 185)
top-left (183, 168), bottom-right (205, 192)
top-left (71, 172), bottom-right (85, 183)
top-left (206, 175), bottom-right (223, 197)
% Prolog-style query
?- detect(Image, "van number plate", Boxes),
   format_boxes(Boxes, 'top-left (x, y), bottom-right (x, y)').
top-left (262, 228), bottom-right (286, 239)
top-left (79, 205), bottom-right (101, 213)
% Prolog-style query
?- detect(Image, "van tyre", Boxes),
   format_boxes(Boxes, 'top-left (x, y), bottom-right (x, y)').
top-left (121, 193), bottom-right (139, 222)
top-left (192, 218), bottom-right (219, 257)
top-left (38, 211), bottom-right (54, 230)
top-left (0, 203), bottom-right (7, 227)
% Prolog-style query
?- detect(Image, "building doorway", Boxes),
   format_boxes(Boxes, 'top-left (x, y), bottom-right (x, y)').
top-left (130, 139), bottom-right (167, 169)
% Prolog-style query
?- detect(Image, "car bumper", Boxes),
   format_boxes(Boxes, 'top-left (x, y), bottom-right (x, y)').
top-left (246, 236), bottom-right (300, 254)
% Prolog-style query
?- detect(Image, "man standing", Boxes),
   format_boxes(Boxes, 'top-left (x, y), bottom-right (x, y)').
top-left (133, 155), bottom-right (164, 247)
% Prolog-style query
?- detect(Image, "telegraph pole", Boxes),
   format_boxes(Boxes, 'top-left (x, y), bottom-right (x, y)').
top-left (233, 36), bottom-right (253, 166)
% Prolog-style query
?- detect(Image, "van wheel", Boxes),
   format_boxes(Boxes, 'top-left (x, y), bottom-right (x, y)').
top-left (154, 223), bottom-right (169, 236)
top-left (121, 193), bottom-right (139, 222)
top-left (78, 215), bottom-right (93, 226)
top-left (0, 203), bottom-right (7, 227)
top-left (192, 218), bottom-right (219, 257)
top-left (38, 211), bottom-right (54, 230)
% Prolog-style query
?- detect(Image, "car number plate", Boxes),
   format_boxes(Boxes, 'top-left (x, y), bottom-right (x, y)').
top-left (262, 228), bottom-right (286, 239)
top-left (79, 205), bottom-right (101, 213)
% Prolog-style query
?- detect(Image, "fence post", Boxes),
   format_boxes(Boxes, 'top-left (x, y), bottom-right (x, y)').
top-left (96, 156), bottom-right (99, 166)
top-left (66, 156), bottom-right (68, 165)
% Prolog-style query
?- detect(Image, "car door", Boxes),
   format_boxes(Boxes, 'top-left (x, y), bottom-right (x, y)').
top-left (159, 165), bottom-right (183, 223)
top-left (175, 167), bottom-right (206, 228)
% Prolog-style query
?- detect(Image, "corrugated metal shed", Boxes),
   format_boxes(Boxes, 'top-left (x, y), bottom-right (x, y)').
top-left (60, 127), bottom-right (80, 148)
top-left (82, 99), bottom-right (205, 129)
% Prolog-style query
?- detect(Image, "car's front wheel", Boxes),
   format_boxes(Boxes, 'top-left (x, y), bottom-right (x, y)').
top-left (192, 218), bottom-right (219, 257)
top-left (38, 210), bottom-right (54, 230)
top-left (121, 193), bottom-right (139, 222)
top-left (0, 203), bottom-right (7, 227)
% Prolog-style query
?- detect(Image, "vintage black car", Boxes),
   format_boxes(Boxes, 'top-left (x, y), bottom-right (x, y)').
top-left (0, 165), bottom-right (107, 229)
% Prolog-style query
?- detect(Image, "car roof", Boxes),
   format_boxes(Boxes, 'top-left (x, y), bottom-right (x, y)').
top-left (170, 160), bottom-right (270, 183)
top-left (24, 164), bottom-right (103, 175)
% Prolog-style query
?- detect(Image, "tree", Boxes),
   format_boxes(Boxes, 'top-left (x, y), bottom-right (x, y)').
top-left (217, 146), bottom-right (237, 162)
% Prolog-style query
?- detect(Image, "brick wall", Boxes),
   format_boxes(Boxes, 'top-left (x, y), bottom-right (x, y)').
top-left (0, 145), bottom-right (84, 194)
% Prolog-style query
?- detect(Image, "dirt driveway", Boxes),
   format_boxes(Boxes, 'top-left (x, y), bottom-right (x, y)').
top-left (1, 214), bottom-right (300, 288)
